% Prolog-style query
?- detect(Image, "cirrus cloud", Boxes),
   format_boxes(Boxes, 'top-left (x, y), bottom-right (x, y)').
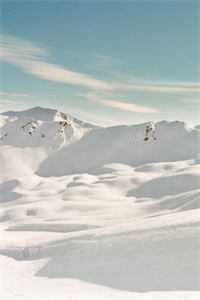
top-left (0, 34), bottom-right (200, 94)
top-left (81, 93), bottom-right (158, 113)
top-left (0, 34), bottom-right (111, 91)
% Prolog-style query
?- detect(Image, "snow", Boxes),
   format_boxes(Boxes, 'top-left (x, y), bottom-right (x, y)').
top-left (0, 107), bottom-right (200, 299)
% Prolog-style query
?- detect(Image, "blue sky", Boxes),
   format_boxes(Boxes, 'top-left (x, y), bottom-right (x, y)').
top-left (0, 0), bottom-right (199, 126)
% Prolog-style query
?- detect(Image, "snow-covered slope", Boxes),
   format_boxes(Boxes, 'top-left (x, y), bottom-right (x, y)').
top-left (1, 106), bottom-right (58, 121)
top-left (1, 106), bottom-right (97, 127)
top-left (0, 106), bottom-right (94, 149)
top-left (0, 107), bottom-right (94, 180)
top-left (0, 107), bottom-right (200, 300)
top-left (1, 107), bottom-right (199, 176)
top-left (38, 120), bottom-right (200, 176)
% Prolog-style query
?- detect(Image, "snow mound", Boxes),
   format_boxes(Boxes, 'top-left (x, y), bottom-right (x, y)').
top-left (0, 107), bottom-right (200, 299)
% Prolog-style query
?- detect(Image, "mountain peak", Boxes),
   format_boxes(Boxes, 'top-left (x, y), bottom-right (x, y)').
top-left (1, 106), bottom-right (98, 129)
top-left (1, 106), bottom-right (58, 121)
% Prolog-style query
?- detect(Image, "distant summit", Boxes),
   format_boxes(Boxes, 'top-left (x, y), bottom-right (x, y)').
top-left (1, 106), bottom-right (97, 128)
top-left (1, 106), bottom-right (57, 121)
top-left (1, 106), bottom-right (199, 177)
top-left (0, 106), bottom-right (98, 151)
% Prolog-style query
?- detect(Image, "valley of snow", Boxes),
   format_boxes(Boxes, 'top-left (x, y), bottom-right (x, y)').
top-left (0, 107), bottom-right (200, 300)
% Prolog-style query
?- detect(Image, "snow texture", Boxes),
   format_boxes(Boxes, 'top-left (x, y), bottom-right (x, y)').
top-left (0, 107), bottom-right (200, 300)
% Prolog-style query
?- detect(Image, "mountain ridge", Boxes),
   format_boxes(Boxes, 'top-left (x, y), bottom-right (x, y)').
top-left (0, 106), bottom-right (199, 177)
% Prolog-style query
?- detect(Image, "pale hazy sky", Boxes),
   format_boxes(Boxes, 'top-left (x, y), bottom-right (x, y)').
top-left (0, 0), bottom-right (199, 126)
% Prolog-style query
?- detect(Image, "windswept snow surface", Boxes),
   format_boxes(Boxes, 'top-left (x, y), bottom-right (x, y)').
top-left (0, 107), bottom-right (200, 300)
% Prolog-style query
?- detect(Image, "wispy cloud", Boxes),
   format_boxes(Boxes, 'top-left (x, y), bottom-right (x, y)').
top-left (0, 35), bottom-right (200, 93)
top-left (0, 90), bottom-right (31, 112)
top-left (178, 96), bottom-right (200, 105)
top-left (1, 34), bottom-right (200, 95)
top-left (0, 34), bottom-right (111, 91)
top-left (113, 81), bottom-right (200, 93)
top-left (68, 108), bottom-right (120, 127)
top-left (81, 93), bottom-right (158, 113)
top-left (24, 61), bottom-right (111, 90)
top-left (0, 92), bottom-right (29, 98)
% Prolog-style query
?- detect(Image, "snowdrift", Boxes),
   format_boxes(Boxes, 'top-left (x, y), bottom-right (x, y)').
top-left (0, 107), bottom-right (200, 300)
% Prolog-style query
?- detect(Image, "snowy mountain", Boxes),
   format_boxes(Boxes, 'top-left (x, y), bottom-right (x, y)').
top-left (1, 107), bottom-right (96, 150)
top-left (38, 120), bottom-right (199, 176)
top-left (0, 107), bottom-right (200, 300)
top-left (1, 107), bottom-right (199, 176)
top-left (1, 106), bottom-right (58, 121)
top-left (1, 106), bottom-right (97, 127)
